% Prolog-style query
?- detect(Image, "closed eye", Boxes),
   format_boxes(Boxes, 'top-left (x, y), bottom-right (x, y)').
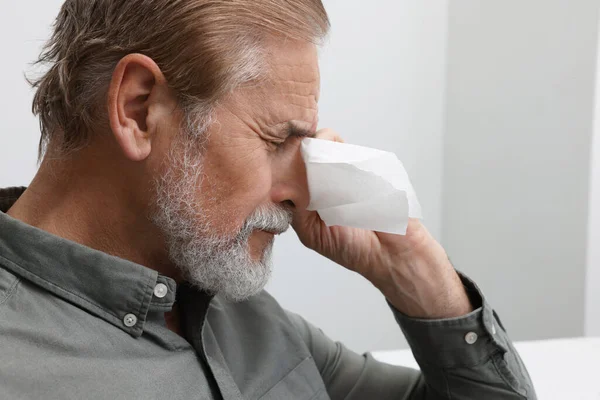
top-left (271, 124), bottom-right (314, 150)
top-left (287, 124), bottom-right (316, 140)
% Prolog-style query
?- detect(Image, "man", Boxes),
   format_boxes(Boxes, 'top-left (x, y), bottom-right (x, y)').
top-left (0, 0), bottom-right (536, 399)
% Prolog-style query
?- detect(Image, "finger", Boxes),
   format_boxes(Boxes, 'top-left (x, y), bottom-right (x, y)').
top-left (315, 128), bottom-right (345, 143)
top-left (291, 208), bottom-right (324, 247)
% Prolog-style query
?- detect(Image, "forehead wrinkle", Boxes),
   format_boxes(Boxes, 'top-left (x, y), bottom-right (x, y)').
top-left (286, 93), bottom-right (318, 111)
top-left (273, 78), bottom-right (319, 99)
top-left (271, 60), bottom-right (319, 92)
top-left (261, 98), bottom-right (317, 133)
top-left (244, 81), bottom-right (316, 129)
top-left (263, 80), bottom-right (319, 125)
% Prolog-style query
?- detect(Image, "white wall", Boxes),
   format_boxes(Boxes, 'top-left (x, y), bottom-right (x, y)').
top-left (0, 1), bottom-right (64, 186)
top-left (0, 1), bottom-right (449, 353)
top-left (585, 5), bottom-right (600, 337)
top-left (443, 0), bottom-right (600, 341)
top-left (269, 0), bottom-right (448, 353)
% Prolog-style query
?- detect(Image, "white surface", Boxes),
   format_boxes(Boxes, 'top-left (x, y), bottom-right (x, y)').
top-left (0, 1), bottom-right (449, 354)
top-left (442, 0), bottom-right (599, 341)
top-left (269, 0), bottom-right (449, 353)
top-left (585, 3), bottom-right (600, 337)
top-left (373, 337), bottom-right (600, 400)
top-left (301, 138), bottom-right (421, 235)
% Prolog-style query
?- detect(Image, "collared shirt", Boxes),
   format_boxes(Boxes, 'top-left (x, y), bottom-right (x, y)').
top-left (0, 186), bottom-right (536, 399)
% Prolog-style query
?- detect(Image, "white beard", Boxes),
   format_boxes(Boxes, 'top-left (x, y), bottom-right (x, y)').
top-left (150, 135), bottom-right (292, 302)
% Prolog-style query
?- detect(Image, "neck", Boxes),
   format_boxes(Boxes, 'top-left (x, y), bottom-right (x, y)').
top-left (6, 149), bottom-right (182, 282)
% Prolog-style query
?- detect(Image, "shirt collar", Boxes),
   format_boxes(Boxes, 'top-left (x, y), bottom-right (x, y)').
top-left (0, 187), bottom-right (177, 337)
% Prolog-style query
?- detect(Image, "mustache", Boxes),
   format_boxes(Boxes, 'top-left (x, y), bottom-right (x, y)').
top-left (241, 204), bottom-right (294, 235)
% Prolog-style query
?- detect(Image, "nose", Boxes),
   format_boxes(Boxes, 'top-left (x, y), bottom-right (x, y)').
top-left (270, 145), bottom-right (310, 212)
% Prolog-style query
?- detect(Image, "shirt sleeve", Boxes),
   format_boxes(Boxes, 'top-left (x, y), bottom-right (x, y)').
top-left (286, 273), bottom-right (537, 400)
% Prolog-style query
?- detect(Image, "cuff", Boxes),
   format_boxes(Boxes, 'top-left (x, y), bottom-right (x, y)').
top-left (390, 272), bottom-right (511, 369)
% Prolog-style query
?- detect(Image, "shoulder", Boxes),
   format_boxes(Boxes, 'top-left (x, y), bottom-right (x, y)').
top-left (0, 261), bottom-right (115, 344)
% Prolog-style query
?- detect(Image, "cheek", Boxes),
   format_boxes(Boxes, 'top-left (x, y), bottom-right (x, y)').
top-left (198, 149), bottom-right (274, 235)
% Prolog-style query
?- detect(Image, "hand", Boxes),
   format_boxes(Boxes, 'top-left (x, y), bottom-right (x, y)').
top-left (292, 129), bottom-right (473, 319)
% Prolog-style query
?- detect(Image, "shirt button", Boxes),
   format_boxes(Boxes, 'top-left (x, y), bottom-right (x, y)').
top-left (154, 283), bottom-right (168, 299)
top-left (465, 332), bottom-right (478, 345)
top-left (123, 313), bottom-right (138, 327)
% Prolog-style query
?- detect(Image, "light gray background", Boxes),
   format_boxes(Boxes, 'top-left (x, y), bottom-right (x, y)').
top-left (587, 1), bottom-right (600, 337)
top-left (1, 0), bottom-right (599, 353)
top-left (442, 1), bottom-right (599, 342)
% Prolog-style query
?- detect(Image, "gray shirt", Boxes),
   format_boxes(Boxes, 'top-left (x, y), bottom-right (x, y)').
top-left (0, 186), bottom-right (536, 399)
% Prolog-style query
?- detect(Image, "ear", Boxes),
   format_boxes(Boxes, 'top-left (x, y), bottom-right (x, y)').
top-left (107, 54), bottom-right (173, 162)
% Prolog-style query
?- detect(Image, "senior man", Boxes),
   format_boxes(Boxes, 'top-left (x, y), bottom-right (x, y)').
top-left (0, 1), bottom-right (535, 399)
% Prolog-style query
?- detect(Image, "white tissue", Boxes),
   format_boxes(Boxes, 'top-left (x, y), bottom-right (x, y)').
top-left (300, 138), bottom-right (422, 235)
